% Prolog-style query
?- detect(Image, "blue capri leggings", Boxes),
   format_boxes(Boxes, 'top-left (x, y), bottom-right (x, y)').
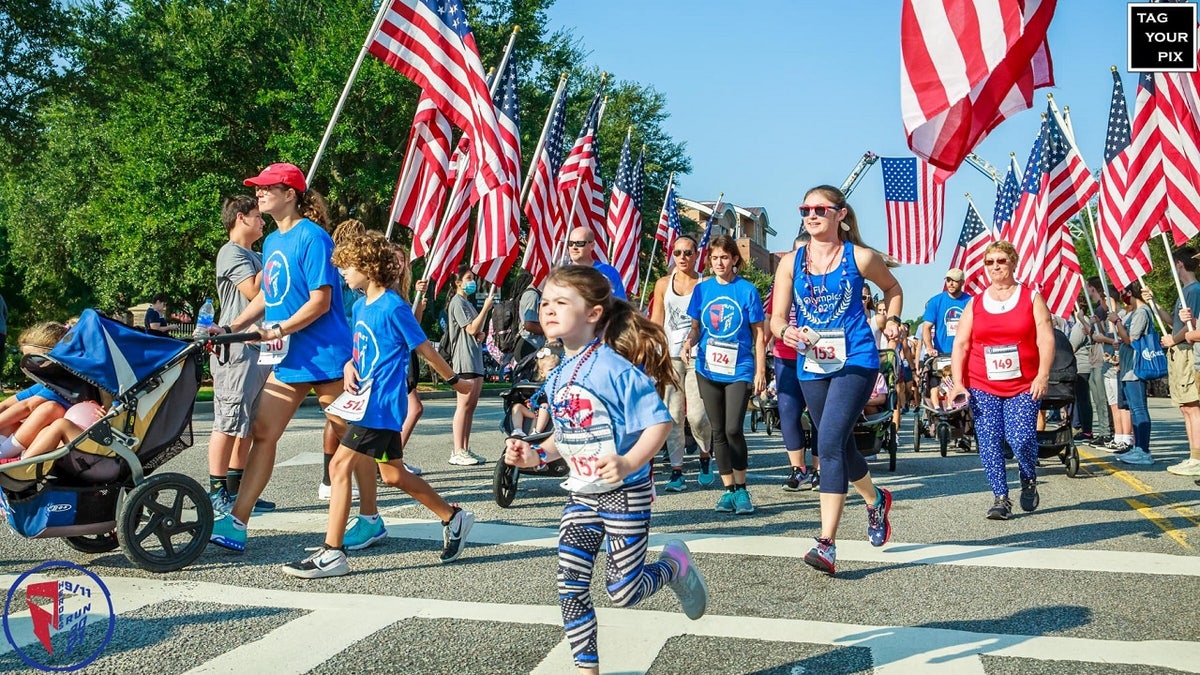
top-left (798, 366), bottom-right (877, 494)
top-left (968, 389), bottom-right (1039, 496)
top-left (774, 357), bottom-right (807, 452)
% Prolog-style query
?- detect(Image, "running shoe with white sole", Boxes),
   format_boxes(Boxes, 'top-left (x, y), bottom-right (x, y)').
top-left (440, 508), bottom-right (474, 562)
top-left (282, 545), bottom-right (349, 579)
top-left (803, 538), bottom-right (836, 575)
top-left (210, 513), bottom-right (247, 552)
top-left (448, 448), bottom-right (486, 466)
top-left (318, 483), bottom-right (359, 501)
top-left (660, 540), bottom-right (708, 620)
top-left (1166, 458), bottom-right (1200, 476)
top-left (866, 488), bottom-right (892, 546)
top-left (343, 515), bottom-right (388, 551)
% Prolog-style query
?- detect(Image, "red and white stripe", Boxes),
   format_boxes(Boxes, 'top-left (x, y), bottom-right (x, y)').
top-left (1097, 72), bottom-right (1151, 290)
top-left (472, 66), bottom-right (521, 286)
top-left (390, 94), bottom-right (451, 258)
top-left (883, 157), bottom-right (945, 265)
top-left (368, 0), bottom-right (507, 193)
top-left (428, 137), bottom-right (476, 295)
top-left (1043, 108), bottom-right (1098, 277)
top-left (606, 144), bottom-right (643, 298)
top-left (556, 99), bottom-right (607, 263)
top-left (901, 0), bottom-right (1056, 172)
top-left (1041, 227), bottom-right (1082, 319)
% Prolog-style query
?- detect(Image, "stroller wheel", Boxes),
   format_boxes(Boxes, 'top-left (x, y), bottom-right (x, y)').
top-left (887, 422), bottom-right (898, 472)
top-left (1065, 444), bottom-right (1080, 477)
top-left (117, 473), bottom-right (214, 573)
top-left (65, 530), bottom-right (119, 554)
top-left (493, 460), bottom-right (520, 508)
top-left (750, 410), bottom-right (759, 433)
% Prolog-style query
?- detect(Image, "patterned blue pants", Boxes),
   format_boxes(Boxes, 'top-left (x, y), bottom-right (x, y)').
top-left (968, 389), bottom-right (1040, 496)
top-left (557, 478), bottom-right (677, 668)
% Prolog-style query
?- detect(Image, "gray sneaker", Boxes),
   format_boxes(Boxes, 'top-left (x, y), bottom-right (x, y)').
top-left (660, 540), bottom-right (708, 620)
top-left (282, 545), bottom-right (349, 579)
top-left (440, 508), bottom-right (475, 562)
top-left (1116, 447), bottom-right (1154, 465)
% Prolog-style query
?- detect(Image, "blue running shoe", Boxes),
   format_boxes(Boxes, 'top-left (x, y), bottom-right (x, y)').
top-left (697, 457), bottom-right (715, 487)
top-left (733, 488), bottom-right (755, 515)
top-left (714, 491), bottom-right (736, 513)
top-left (343, 515), bottom-right (388, 551)
top-left (866, 488), bottom-right (892, 546)
top-left (210, 488), bottom-right (233, 515)
top-left (227, 493), bottom-right (276, 515)
top-left (210, 513), bottom-right (246, 552)
top-left (664, 470), bottom-right (687, 493)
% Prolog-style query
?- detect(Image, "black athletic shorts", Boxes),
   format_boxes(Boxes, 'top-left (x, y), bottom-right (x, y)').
top-left (341, 424), bottom-right (403, 461)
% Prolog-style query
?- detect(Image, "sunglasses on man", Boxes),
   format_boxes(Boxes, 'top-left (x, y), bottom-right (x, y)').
top-left (568, 240), bottom-right (591, 248)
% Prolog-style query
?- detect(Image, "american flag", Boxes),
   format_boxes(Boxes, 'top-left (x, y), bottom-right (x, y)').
top-left (606, 133), bottom-right (644, 298)
top-left (655, 176), bottom-right (682, 265)
top-left (472, 48), bottom-right (521, 286)
top-left (556, 89), bottom-right (606, 263)
top-left (1097, 68), bottom-right (1151, 290)
top-left (521, 77), bottom-right (569, 287)
top-left (994, 156), bottom-right (1021, 241)
top-left (695, 199), bottom-right (720, 274)
top-left (1040, 105), bottom-right (1098, 276)
top-left (900, 0), bottom-right (1056, 172)
top-left (428, 136), bottom-right (476, 294)
top-left (881, 156), bottom-right (944, 265)
top-left (1041, 230), bottom-right (1084, 320)
top-left (368, 0), bottom-right (507, 194)
top-left (1010, 119), bottom-right (1047, 284)
top-left (1121, 67), bottom-right (1200, 255)
top-left (390, 93), bottom-right (451, 258)
top-left (949, 201), bottom-right (992, 295)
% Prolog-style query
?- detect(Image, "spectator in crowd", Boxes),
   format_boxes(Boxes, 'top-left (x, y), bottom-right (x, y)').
top-left (445, 264), bottom-right (494, 466)
top-left (1066, 309), bottom-right (1095, 443)
top-left (1086, 277), bottom-right (1119, 448)
top-left (1111, 281), bottom-right (1156, 466)
top-left (144, 294), bottom-right (179, 336)
top-left (566, 226), bottom-right (627, 300)
top-left (1146, 246), bottom-right (1200, 477)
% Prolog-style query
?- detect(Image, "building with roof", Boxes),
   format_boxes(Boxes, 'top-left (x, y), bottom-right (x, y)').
top-left (677, 198), bottom-right (779, 273)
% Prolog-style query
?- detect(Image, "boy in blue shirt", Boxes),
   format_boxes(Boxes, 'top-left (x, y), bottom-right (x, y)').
top-left (282, 232), bottom-right (474, 579)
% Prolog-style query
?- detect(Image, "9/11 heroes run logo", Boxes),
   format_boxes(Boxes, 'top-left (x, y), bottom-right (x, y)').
top-left (4, 561), bottom-right (114, 671)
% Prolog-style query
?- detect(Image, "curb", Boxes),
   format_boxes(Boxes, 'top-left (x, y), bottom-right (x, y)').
top-left (191, 388), bottom-right (507, 416)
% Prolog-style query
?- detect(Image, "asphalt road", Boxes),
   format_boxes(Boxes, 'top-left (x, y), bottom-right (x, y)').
top-left (1, 392), bottom-right (1197, 674)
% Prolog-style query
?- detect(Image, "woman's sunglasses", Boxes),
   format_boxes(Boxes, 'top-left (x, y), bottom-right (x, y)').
top-left (797, 205), bottom-right (842, 218)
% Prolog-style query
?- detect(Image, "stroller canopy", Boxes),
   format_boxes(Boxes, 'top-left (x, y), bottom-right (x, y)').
top-left (44, 309), bottom-right (189, 396)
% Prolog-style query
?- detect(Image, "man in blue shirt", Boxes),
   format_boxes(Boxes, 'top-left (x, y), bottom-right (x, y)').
top-left (566, 226), bottom-right (628, 300)
top-left (920, 268), bottom-right (971, 410)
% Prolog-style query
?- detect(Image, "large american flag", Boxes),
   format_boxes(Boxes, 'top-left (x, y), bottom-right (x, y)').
top-left (694, 198), bottom-right (720, 275)
top-left (606, 134), bottom-right (644, 298)
top-left (655, 176), bottom-right (682, 265)
top-left (1041, 229), bottom-right (1084, 320)
top-left (472, 49), bottom-right (521, 286)
top-left (1010, 120), bottom-right (1048, 284)
top-left (994, 155), bottom-right (1021, 241)
top-left (1121, 67), bottom-right (1200, 255)
top-left (900, 0), bottom-right (1056, 172)
top-left (881, 156), bottom-right (944, 265)
top-left (556, 90), bottom-right (606, 263)
top-left (521, 77), bottom-right (569, 287)
top-left (1097, 68), bottom-right (1151, 290)
top-left (368, 0), bottom-right (507, 194)
top-left (390, 93), bottom-right (451, 258)
top-left (428, 136), bottom-right (476, 294)
top-left (1040, 106), bottom-right (1098, 276)
top-left (949, 201), bottom-right (992, 295)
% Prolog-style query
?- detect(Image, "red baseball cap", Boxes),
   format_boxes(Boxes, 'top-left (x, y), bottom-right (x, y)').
top-left (243, 163), bottom-right (307, 192)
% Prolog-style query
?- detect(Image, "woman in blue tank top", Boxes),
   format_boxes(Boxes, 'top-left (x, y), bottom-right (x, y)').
top-left (769, 185), bottom-right (904, 576)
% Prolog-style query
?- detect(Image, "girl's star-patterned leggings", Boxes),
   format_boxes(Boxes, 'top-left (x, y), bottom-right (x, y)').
top-left (557, 477), bottom-right (678, 668)
top-left (968, 388), bottom-right (1040, 496)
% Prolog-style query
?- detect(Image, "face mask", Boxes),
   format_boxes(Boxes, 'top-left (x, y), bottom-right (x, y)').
top-left (463, 281), bottom-right (477, 295)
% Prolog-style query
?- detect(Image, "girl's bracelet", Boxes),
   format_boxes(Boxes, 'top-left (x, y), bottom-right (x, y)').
top-left (534, 446), bottom-right (548, 470)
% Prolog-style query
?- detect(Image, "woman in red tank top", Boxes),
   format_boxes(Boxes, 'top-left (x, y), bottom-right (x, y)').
top-left (948, 241), bottom-right (1056, 521)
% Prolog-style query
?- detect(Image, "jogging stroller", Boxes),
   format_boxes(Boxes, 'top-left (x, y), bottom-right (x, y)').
top-left (914, 354), bottom-right (976, 456)
top-left (492, 368), bottom-right (568, 507)
top-left (0, 310), bottom-right (252, 572)
top-left (1032, 328), bottom-right (1081, 477)
top-left (852, 349), bottom-right (899, 471)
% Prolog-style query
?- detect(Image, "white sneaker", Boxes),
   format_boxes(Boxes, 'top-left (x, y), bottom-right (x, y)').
top-left (318, 483), bottom-right (360, 501)
top-left (1166, 458), bottom-right (1200, 476)
top-left (281, 546), bottom-right (349, 579)
top-left (1117, 447), bottom-right (1154, 465)
top-left (448, 448), bottom-right (486, 466)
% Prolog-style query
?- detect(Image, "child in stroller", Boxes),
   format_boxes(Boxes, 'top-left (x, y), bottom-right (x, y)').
top-left (493, 347), bottom-right (569, 507)
top-left (915, 354), bottom-right (975, 456)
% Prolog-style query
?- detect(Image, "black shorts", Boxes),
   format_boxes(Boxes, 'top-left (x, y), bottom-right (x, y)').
top-left (407, 358), bottom-right (420, 392)
top-left (341, 425), bottom-right (403, 461)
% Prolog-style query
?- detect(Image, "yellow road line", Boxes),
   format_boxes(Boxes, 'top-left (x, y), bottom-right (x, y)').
top-left (1078, 446), bottom-right (1200, 550)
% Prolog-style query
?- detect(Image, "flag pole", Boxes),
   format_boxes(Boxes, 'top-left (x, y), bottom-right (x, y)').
top-left (553, 93), bottom-right (608, 265)
top-left (639, 171), bottom-right (673, 309)
top-left (306, 0), bottom-right (393, 186)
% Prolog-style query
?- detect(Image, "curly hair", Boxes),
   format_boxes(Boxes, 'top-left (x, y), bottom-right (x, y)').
top-left (332, 218), bottom-right (367, 246)
top-left (544, 266), bottom-right (677, 394)
top-left (19, 321), bottom-right (69, 351)
top-left (331, 231), bottom-right (401, 289)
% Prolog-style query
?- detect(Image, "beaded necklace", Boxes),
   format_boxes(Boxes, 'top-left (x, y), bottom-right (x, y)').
top-left (541, 338), bottom-right (601, 422)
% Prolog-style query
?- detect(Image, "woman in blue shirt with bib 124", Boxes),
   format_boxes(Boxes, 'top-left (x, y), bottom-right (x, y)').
top-left (682, 235), bottom-right (767, 516)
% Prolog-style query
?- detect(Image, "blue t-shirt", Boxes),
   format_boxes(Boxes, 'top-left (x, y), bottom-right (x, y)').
top-left (592, 261), bottom-right (628, 301)
top-left (792, 241), bottom-right (880, 380)
top-left (261, 218), bottom-right (352, 383)
top-left (14, 384), bottom-right (69, 408)
top-left (922, 291), bottom-right (971, 354)
top-left (351, 290), bottom-right (427, 432)
top-left (687, 277), bottom-right (764, 383)
top-left (546, 343), bottom-right (672, 492)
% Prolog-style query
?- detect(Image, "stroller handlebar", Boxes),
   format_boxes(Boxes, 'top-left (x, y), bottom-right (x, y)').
top-left (196, 331), bottom-right (262, 345)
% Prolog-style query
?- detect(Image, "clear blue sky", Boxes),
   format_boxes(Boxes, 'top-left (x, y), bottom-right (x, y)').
top-left (546, 1), bottom-right (1136, 317)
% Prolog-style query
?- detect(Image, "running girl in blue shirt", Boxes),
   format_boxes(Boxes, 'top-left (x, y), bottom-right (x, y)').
top-left (504, 266), bottom-right (708, 674)
top-left (281, 232), bottom-right (474, 578)
top-left (771, 185), bottom-right (902, 576)
top-left (211, 162), bottom-right (354, 552)
top-left (681, 234), bottom-right (767, 515)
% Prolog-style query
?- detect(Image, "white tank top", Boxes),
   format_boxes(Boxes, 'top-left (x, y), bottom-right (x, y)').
top-left (663, 272), bottom-right (698, 358)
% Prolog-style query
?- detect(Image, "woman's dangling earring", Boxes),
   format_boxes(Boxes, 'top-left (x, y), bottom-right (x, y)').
top-left (840, 221), bottom-right (850, 232)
